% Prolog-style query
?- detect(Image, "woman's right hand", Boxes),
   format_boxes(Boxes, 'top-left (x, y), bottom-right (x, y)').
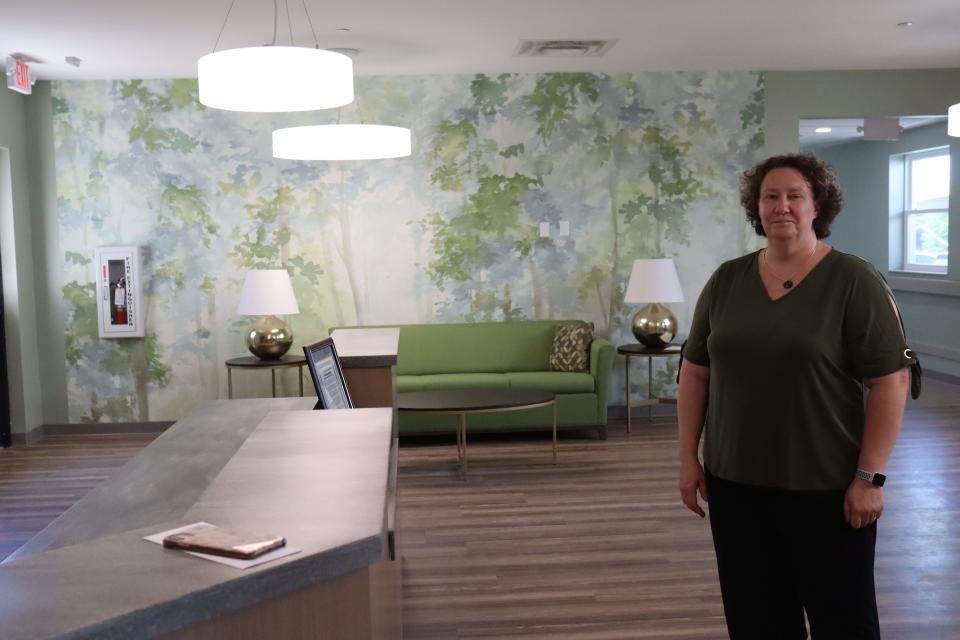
top-left (679, 457), bottom-right (708, 518)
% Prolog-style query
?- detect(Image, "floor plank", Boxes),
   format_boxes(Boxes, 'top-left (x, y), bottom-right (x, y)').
top-left (0, 433), bottom-right (157, 559)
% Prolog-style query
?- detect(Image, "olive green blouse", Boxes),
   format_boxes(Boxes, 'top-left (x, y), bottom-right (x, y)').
top-left (684, 249), bottom-right (911, 491)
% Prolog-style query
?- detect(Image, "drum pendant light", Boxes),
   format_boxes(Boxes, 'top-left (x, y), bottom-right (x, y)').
top-left (273, 123), bottom-right (412, 160)
top-left (271, 49), bottom-right (412, 161)
top-left (197, 0), bottom-right (354, 112)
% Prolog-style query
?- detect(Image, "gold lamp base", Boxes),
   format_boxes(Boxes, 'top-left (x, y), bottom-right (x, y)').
top-left (245, 315), bottom-right (293, 360)
top-left (632, 302), bottom-right (678, 348)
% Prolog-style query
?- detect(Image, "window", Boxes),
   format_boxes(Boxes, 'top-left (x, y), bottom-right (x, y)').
top-left (901, 147), bottom-right (950, 273)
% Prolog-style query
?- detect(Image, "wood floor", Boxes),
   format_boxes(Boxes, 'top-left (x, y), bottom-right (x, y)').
top-left (399, 423), bottom-right (728, 639)
top-left (0, 432), bottom-right (156, 561)
top-left (1, 381), bottom-right (958, 638)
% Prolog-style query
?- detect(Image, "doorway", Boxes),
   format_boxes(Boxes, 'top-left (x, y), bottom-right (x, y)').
top-left (1, 148), bottom-right (12, 447)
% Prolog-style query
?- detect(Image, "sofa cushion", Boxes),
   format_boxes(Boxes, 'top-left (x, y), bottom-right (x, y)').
top-left (398, 373), bottom-right (510, 391)
top-left (505, 371), bottom-right (595, 394)
top-left (395, 321), bottom-right (566, 375)
top-left (396, 376), bottom-right (424, 393)
top-left (548, 321), bottom-right (593, 372)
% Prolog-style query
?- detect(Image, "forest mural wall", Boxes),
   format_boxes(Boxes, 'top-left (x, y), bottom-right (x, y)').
top-left (52, 72), bottom-right (764, 422)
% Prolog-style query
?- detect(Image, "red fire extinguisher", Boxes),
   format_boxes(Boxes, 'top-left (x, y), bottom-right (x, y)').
top-left (114, 277), bottom-right (128, 325)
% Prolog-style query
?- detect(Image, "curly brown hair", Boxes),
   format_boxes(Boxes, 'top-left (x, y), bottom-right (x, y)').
top-left (739, 153), bottom-right (844, 239)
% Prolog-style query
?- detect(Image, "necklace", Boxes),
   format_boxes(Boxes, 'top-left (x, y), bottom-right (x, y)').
top-left (762, 242), bottom-right (819, 289)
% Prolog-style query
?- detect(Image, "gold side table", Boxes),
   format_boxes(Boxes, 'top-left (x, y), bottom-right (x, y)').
top-left (225, 355), bottom-right (307, 399)
top-left (617, 344), bottom-right (682, 433)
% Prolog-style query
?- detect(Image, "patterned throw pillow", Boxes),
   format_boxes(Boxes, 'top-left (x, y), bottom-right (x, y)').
top-left (549, 322), bottom-right (594, 372)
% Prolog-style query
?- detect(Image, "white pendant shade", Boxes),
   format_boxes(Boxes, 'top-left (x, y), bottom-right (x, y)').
top-left (624, 258), bottom-right (685, 303)
top-left (236, 269), bottom-right (300, 315)
top-left (949, 102), bottom-right (960, 137)
top-left (198, 46), bottom-right (354, 112)
top-left (272, 124), bottom-right (413, 160)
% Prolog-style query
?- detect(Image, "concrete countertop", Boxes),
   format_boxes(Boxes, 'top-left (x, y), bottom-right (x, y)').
top-left (5, 398), bottom-right (315, 563)
top-left (330, 327), bottom-right (400, 367)
top-left (0, 406), bottom-right (395, 640)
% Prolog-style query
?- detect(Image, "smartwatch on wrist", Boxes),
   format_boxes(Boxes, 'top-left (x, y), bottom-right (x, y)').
top-left (856, 468), bottom-right (886, 487)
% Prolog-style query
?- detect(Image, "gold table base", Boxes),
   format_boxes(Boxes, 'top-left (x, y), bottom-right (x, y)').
top-left (404, 399), bottom-right (557, 481)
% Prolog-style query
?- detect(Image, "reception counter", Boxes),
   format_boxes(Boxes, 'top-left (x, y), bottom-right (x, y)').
top-left (331, 327), bottom-right (399, 409)
top-left (0, 401), bottom-right (400, 639)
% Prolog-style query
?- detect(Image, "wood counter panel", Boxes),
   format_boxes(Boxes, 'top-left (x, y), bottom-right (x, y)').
top-left (344, 365), bottom-right (396, 409)
top-left (331, 328), bottom-right (399, 410)
top-left (163, 559), bottom-right (404, 640)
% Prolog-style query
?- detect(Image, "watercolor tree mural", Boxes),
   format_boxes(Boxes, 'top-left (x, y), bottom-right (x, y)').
top-left (418, 71), bottom-right (764, 400)
top-left (57, 82), bottom-right (183, 422)
top-left (53, 72), bottom-right (761, 421)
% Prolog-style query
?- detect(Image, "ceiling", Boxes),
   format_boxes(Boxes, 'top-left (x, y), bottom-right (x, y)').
top-left (799, 116), bottom-right (948, 149)
top-left (3, 0), bottom-right (960, 81)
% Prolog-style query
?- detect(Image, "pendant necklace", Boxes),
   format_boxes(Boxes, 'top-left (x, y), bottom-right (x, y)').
top-left (762, 241), bottom-right (819, 290)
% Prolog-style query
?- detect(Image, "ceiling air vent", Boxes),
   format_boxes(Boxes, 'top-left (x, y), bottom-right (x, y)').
top-left (516, 39), bottom-right (616, 58)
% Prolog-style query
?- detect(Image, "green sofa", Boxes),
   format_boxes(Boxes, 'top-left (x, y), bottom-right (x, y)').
top-left (335, 321), bottom-right (614, 438)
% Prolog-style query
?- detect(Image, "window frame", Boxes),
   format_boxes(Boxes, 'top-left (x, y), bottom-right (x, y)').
top-left (901, 146), bottom-right (950, 274)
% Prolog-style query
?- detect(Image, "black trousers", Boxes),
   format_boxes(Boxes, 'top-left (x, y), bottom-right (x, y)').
top-left (705, 471), bottom-right (881, 640)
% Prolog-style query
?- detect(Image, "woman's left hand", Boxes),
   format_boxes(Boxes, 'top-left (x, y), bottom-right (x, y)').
top-left (844, 478), bottom-right (884, 528)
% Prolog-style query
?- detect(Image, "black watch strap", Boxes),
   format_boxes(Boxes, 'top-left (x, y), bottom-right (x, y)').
top-left (856, 468), bottom-right (886, 487)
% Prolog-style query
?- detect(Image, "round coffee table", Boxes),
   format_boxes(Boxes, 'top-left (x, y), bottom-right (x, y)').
top-left (397, 389), bottom-right (557, 480)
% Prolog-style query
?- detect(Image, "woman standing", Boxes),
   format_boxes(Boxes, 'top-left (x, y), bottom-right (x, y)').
top-left (678, 154), bottom-right (914, 639)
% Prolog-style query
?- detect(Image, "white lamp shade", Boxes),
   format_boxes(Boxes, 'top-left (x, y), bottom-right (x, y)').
top-left (236, 269), bottom-right (300, 315)
top-left (624, 258), bottom-right (684, 303)
top-left (273, 124), bottom-right (412, 160)
top-left (949, 102), bottom-right (960, 137)
top-left (198, 46), bottom-right (354, 112)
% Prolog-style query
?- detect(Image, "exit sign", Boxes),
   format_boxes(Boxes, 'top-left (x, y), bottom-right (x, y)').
top-left (6, 57), bottom-right (31, 95)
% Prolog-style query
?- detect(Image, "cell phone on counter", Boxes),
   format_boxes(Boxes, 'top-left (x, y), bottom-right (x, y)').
top-left (162, 523), bottom-right (286, 560)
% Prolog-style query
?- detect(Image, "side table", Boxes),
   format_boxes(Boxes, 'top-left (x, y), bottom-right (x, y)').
top-left (617, 344), bottom-right (682, 433)
top-left (225, 355), bottom-right (307, 399)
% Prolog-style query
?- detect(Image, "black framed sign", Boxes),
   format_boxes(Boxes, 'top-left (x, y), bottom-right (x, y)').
top-left (303, 337), bottom-right (353, 410)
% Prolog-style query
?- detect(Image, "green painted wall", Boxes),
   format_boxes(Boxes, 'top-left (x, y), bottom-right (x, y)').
top-left (26, 82), bottom-right (68, 426)
top-left (0, 86), bottom-right (44, 438)
top-left (764, 69), bottom-right (960, 154)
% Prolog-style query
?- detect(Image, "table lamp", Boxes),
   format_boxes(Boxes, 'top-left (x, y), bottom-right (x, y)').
top-left (236, 269), bottom-right (300, 359)
top-left (623, 258), bottom-right (684, 348)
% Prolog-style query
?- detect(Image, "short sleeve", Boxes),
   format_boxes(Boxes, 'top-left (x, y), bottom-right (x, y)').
top-left (842, 264), bottom-right (912, 379)
top-left (683, 270), bottom-right (717, 366)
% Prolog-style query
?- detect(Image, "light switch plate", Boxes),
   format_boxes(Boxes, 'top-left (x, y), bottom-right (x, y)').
top-left (558, 220), bottom-right (570, 236)
top-left (539, 222), bottom-right (550, 238)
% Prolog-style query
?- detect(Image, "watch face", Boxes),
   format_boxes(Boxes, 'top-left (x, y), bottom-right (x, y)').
top-left (856, 469), bottom-right (886, 486)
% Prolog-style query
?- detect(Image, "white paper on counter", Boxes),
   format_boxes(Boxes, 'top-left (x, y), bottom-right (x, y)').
top-left (145, 522), bottom-right (301, 570)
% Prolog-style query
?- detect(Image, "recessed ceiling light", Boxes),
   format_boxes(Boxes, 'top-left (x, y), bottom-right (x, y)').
top-left (897, 21), bottom-right (914, 27)
top-left (815, 127), bottom-right (832, 134)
